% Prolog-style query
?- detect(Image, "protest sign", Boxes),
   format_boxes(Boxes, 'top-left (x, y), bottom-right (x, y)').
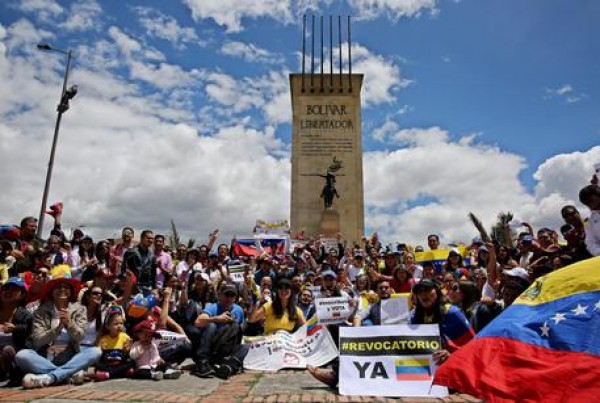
top-left (339, 324), bottom-right (448, 397)
top-left (380, 294), bottom-right (410, 325)
top-left (320, 237), bottom-right (339, 254)
top-left (243, 319), bottom-right (338, 371)
top-left (315, 296), bottom-right (353, 325)
top-left (307, 285), bottom-right (323, 299)
top-left (155, 330), bottom-right (190, 356)
top-left (228, 263), bottom-right (246, 283)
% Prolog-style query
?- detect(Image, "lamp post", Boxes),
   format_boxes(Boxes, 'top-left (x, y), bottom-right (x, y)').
top-left (36, 43), bottom-right (78, 238)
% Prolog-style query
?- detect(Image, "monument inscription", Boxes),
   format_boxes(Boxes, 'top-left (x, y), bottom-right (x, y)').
top-left (290, 74), bottom-right (365, 241)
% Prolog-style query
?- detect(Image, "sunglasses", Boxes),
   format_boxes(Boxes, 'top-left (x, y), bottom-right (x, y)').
top-left (224, 292), bottom-right (237, 297)
top-left (278, 284), bottom-right (291, 290)
top-left (377, 286), bottom-right (390, 291)
top-left (91, 291), bottom-right (103, 296)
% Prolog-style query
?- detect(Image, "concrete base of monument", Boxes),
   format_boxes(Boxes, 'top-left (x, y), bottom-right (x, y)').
top-left (320, 209), bottom-right (341, 237)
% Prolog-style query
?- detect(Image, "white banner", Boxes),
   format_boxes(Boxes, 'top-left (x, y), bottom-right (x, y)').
top-left (254, 219), bottom-right (290, 235)
top-left (243, 321), bottom-right (338, 371)
top-left (315, 296), bottom-right (353, 325)
top-left (339, 325), bottom-right (448, 398)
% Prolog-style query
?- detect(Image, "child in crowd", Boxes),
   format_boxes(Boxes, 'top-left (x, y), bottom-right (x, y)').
top-left (129, 319), bottom-right (181, 381)
top-left (94, 306), bottom-right (134, 381)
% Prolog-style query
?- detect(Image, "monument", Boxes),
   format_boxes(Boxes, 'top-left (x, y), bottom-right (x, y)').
top-left (290, 15), bottom-right (364, 242)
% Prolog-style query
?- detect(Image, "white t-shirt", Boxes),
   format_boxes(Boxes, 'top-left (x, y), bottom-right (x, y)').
top-left (81, 319), bottom-right (99, 346)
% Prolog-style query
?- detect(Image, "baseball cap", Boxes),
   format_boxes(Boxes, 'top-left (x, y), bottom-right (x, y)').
top-left (193, 271), bottom-right (210, 283)
top-left (321, 269), bottom-right (337, 280)
top-left (503, 267), bottom-right (530, 283)
top-left (2, 277), bottom-right (27, 292)
top-left (133, 319), bottom-right (160, 337)
top-left (472, 236), bottom-right (484, 245)
top-left (220, 283), bottom-right (238, 295)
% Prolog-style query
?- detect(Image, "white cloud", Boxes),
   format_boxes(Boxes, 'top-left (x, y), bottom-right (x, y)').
top-left (59, 0), bottom-right (102, 32)
top-left (372, 119), bottom-right (399, 142)
top-left (362, 125), bottom-right (598, 245)
top-left (220, 40), bottom-right (283, 64)
top-left (183, 0), bottom-right (437, 32)
top-left (107, 27), bottom-right (202, 91)
top-left (0, 22), bottom-right (290, 241)
top-left (203, 70), bottom-right (291, 125)
top-left (351, 43), bottom-right (412, 106)
top-left (134, 7), bottom-right (201, 49)
top-left (184, 0), bottom-right (293, 32)
top-left (349, 0), bottom-right (438, 20)
top-left (18, 0), bottom-right (63, 22)
top-left (544, 83), bottom-right (585, 104)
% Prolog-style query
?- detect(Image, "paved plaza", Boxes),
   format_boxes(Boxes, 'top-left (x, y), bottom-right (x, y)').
top-left (0, 370), bottom-right (481, 403)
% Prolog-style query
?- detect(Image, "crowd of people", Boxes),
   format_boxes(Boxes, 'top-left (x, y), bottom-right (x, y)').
top-left (0, 178), bottom-right (597, 391)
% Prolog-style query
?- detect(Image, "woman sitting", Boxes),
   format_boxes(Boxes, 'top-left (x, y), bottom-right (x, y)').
top-left (249, 277), bottom-right (305, 335)
top-left (15, 277), bottom-right (101, 388)
top-left (0, 278), bottom-right (32, 383)
top-left (411, 279), bottom-right (475, 364)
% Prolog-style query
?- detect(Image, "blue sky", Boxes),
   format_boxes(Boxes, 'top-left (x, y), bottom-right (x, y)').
top-left (1, 0), bottom-right (598, 245)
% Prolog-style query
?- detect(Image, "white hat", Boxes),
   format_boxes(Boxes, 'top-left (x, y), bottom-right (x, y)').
top-left (503, 267), bottom-right (530, 283)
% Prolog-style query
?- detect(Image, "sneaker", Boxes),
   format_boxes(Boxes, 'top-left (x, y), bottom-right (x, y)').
top-left (22, 373), bottom-right (54, 389)
top-left (69, 370), bottom-right (86, 385)
top-left (163, 368), bottom-right (182, 380)
top-left (150, 371), bottom-right (163, 381)
top-left (214, 364), bottom-right (233, 380)
top-left (94, 371), bottom-right (110, 382)
top-left (193, 361), bottom-right (214, 378)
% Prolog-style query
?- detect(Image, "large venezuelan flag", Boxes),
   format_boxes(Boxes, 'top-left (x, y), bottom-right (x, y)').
top-left (433, 256), bottom-right (600, 402)
top-left (414, 246), bottom-right (472, 273)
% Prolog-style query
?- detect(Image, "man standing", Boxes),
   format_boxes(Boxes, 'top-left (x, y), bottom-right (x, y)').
top-left (579, 184), bottom-right (600, 256)
top-left (154, 234), bottom-right (173, 289)
top-left (110, 227), bottom-right (135, 277)
top-left (560, 205), bottom-right (592, 262)
top-left (122, 230), bottom-right (156, 295)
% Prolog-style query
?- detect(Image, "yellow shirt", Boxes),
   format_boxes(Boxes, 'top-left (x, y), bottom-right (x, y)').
top-left (97, 331), bottom-right (131, 350)
top-left (263, 301), bottom-right (305, 335)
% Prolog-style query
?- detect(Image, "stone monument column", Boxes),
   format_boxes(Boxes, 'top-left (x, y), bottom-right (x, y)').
top-left (289, 73), bottom-right (364, 242)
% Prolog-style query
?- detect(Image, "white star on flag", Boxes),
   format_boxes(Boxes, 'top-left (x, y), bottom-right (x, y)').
top-left (550, 312), bottom-right (567, 324)
top-left (540, 321), bottom-right (551, 337)
top-left (571, 304), bottom-right (588, 316)
top-left (594, 300), bottom-right (600, 311)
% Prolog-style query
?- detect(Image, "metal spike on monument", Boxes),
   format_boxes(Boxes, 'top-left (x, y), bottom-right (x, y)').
top-left (290, 15), bottom-right (364, 242)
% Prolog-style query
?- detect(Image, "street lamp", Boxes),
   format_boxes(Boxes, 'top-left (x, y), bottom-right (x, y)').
top-left (36, 43), bottom-right (78, 238)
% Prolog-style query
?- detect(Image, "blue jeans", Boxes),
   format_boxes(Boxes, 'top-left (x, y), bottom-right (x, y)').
top-left (186, 322), bottom-right (217, 363)
top-left (15, 346), bottom-right (101, 383)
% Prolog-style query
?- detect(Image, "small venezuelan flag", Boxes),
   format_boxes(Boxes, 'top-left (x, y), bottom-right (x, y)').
top-left (306, 316), bottom-right (322, 336)
top-left (395, 358), bottom-right (431, 381)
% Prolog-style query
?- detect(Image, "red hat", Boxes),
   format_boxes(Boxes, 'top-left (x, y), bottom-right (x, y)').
top-left (133, 319), bottom-right (160, 337)
top-left (40, 277), bottom-right (82, 303)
